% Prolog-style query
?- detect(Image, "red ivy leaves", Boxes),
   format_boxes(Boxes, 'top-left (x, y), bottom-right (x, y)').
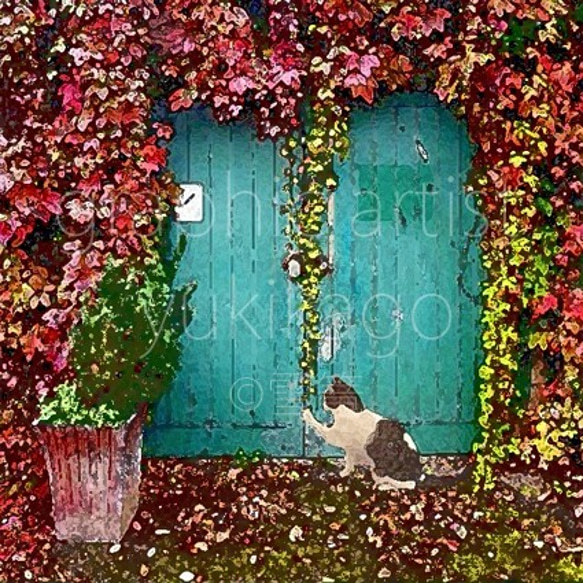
top-left (422, 8), bottom-right (452, 36)
top-left (58, 74), bottom-right (84, 115)
top-left (563, 288), bottom-right (583, 324)
top-left (7, 185), bottom-right (61, 223)
top-left (169, 88), bottom-right (195, 112)
top-left (138, 142), bottom-right (168, 175)
top-left (532, 294), bottom-right (558, 319)
top-left (389, 8), bottom-right (425, 41)
top-left (387, 5), bottom-right (451, 41)
top-left (0, 217), bottom-right (33, 248)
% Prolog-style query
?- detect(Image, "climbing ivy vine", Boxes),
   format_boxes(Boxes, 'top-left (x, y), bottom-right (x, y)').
top-left (280, 101), bottom-right (349, 397)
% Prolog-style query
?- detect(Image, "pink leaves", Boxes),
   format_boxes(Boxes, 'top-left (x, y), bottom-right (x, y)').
top-left (390, 9), bottom-right (424, 41)
top-left (138, 143), bottom-right (167, 175)
top-left (20, 325), bottom-right (45, 363)
top-left (344, 53), bottom-right (380, 104)
top-left (556, 222), bottom-right (583, 267)
top-left (421, 8), bottom-right (451, 36)
top-left (153, 122), bottom-right (174, 140)
top-left (487, 0), bottom-right (517, 18)
top-left (562, 223), bottom-right (583, 258)
top-left (69, 47), bottom-right (93, 67)
top-left (59, 75), bottom-right (83, 115)
top-left (228, 75), bottom-right (255, 96)
top-left (0, 154), bottom-right (15, 195)
top-left (353, 54), bottom-right (380, 78)
top-left (169, 88), bottom-right (194, 112)
top-left (223, 6), bottom-right (251, 28)
top-left (564, 289), bottom-right (583, 323)
top-left (64, 198), bottom-right (94, 224)
top-left (61, 247), bottom-right (105, 293)
top-left (0, 185), bottom-right (62, 247)
top-left (267, 66), bottom-right (302, 90)
top-left (0, 216), bottom-right (18, 246)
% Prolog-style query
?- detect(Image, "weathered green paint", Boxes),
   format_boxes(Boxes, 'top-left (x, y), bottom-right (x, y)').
top-left (145, 107), bottom-right (303, 457)
top-left (308, 93), bottom-right (482, 455)
top-left (145, 93), bottom-right (482, 458)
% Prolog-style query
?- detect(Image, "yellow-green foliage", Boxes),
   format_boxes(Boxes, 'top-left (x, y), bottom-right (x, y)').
top-left (524, 398), bottom-right (583, 462)
top-left (555, 556), bottom-right (583, 582)
top-left (280, 103), bottom-right (349, 398)
top-left (38, 381), bottom-right (124, 427)
top-left (451, 529), bottom-right (537, 582)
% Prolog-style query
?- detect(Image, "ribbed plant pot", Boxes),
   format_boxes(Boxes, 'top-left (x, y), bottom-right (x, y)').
top-left (36, 406), bottom-right (145, 543)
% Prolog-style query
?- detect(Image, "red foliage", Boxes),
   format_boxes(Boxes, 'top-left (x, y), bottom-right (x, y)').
top-left (0, 404), bottom-right (54, 580)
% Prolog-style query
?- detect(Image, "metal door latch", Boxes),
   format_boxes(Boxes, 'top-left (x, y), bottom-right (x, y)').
top-left (319, 313), bottom-right (346, 362)
top-left (176, 183), bottom-right (204, 222)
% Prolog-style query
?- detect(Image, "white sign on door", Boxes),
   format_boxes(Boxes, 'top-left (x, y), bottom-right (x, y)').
top-left (176, 183), bottom-right (204, 222)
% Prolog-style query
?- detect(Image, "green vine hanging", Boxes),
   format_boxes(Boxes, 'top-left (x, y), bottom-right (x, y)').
top-left (280, 95), bottom-right (350, 400)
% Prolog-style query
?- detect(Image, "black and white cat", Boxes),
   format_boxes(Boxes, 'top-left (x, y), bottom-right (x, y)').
top-left (302, 377), bottom-right (425, 490)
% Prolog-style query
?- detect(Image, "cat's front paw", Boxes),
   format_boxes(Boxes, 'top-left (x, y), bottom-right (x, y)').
top-left (339, 466), bottom-right (353, 478)
top-left (302, 408), bottom-right (315, 424)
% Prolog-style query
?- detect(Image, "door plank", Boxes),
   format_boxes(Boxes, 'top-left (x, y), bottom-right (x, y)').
top-left (395, 104), bottom-right (420, 425)
top-left (182, 110), bottom-right (216, 427)
top-left (252, 139), bottom-right (278, 427)
top-left (415, 105), bottom-right (441, 424)
top-left (434, 106), bottom-right (463, 426)
top-left (213, 124), bottom-right (241, 430)
top-left (229, 124), bottom-right (258, 428)
top-left (367, 105), bottom-right (399, 418)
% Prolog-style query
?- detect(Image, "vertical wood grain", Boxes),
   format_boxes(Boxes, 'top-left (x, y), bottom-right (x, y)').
top-left (186, 109), bottom-right (215, 427)
top-left (435, 105), bottom-right (462, 424)
top-left (395, 104), bottom-right (419, 424)
top-left (230, 123), bottom-right (257, 425)
top-left (253, 139), bottom-right (277, 426)
top-left (374, 105), bottom-right (399, 418)
top-left (210, 122), bottom-right (233, 428)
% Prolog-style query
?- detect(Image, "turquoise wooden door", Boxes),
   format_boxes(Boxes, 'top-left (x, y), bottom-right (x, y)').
top-left (145, 93), bottom-right (482, 458)
top-left (310, 93), bottom-right (482, 455)
top-left (144, 108), bottom-right (303, 457)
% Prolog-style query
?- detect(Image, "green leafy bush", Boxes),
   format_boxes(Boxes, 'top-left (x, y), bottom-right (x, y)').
top-left (37, 381), bottom-right (125, 428)
top-left (39, 230), bottom-right (195, 426)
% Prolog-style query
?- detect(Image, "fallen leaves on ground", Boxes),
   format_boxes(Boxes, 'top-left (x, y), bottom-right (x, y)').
top-left (0, 457), bottom-right (577, 583)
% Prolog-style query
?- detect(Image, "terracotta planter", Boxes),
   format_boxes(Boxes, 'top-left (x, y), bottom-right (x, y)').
top-left (36, 406), bottom-right (145, 542)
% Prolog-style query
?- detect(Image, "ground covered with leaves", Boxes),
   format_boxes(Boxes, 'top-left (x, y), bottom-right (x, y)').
top-left (1, 457), bottom-right (583, 582)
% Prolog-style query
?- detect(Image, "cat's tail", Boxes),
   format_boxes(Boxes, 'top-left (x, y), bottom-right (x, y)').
top-left (417, 463), bottom-right (474, 490)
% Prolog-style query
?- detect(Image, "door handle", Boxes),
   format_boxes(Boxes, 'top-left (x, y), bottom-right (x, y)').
top-left (319, 313), bottom-right (346, 362)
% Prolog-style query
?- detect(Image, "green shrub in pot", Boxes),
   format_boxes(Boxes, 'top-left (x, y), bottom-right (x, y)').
top-left (37, 228), bottom-right (195, 542)
top-left (39, 231), bottom-right (195, 426)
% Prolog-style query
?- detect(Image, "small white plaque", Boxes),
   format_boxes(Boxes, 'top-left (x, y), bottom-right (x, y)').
top-left (176, 183), bottom-right (204, 222)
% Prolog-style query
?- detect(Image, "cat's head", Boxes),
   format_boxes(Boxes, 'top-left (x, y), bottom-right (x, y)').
top-left (323, 377), bottom-right (364, 413)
